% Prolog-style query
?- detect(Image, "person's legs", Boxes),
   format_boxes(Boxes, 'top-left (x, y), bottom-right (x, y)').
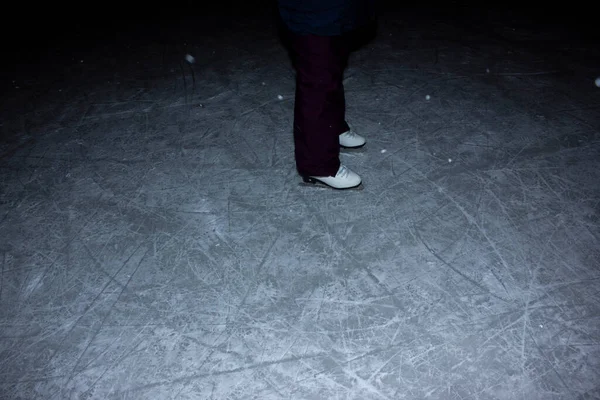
top-left (289, 33), bottom-right (350, 177)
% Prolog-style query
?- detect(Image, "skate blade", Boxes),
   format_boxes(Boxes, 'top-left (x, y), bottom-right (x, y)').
top-left (299, 179), bottom-right (364, 191)
top-left (340, 144), bottom-right (366, 152)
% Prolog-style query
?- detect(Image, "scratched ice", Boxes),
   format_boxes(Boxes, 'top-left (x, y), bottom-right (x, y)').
top-left (1, 6), bottom-right (599, 400)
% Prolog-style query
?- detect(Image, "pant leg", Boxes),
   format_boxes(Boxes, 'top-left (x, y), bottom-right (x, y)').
top-left (289, 33), bottom-right (350, 177)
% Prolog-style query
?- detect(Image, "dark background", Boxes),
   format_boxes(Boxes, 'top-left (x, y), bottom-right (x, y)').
top-left (1, 0), bottom-right (598, 87)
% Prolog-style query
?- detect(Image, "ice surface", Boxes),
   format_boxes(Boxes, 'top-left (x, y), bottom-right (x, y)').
top-left (1, 7), bottom-right (599, 400)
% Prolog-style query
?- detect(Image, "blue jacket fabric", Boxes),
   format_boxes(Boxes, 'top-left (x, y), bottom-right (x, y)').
top-left (277, 0), bottom-right (377, 36)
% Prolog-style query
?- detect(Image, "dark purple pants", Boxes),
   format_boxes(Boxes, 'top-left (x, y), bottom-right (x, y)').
top-left (288, 33), bottom-right (351, 177)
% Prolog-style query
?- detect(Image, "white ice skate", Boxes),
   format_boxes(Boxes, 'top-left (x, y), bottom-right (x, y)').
top-left (302, 164), bottom-right (362, 190)
top-left (339, 129), bottom-right (366, 148)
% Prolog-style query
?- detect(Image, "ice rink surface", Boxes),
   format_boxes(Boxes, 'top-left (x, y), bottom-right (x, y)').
top-left (1, 4), bottom-right (599, 399)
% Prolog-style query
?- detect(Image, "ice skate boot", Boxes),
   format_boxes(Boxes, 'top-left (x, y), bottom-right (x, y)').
top-left (302, 164), bottom-right (362, 190)
top-left (339, 129), bottom-right (366, 149)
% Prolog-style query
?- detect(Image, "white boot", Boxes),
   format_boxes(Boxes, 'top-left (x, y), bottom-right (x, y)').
top-left (302, 164), bottom-right (362, 189)
top-left (339, 129), bottom-right (366, 148)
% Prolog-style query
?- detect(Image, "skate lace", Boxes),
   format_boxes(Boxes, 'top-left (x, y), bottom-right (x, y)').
top-left (336, 165), bottom-right (349, 178)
